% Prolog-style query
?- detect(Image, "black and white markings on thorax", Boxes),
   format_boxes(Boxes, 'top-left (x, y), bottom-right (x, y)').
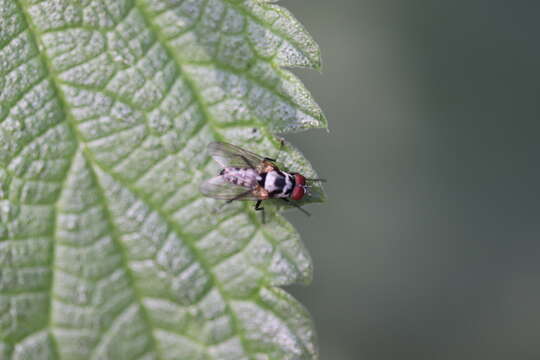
top-left (263, 170), bottom-right (294, 198)
top-left (220, 167), bottom-right (294, 198)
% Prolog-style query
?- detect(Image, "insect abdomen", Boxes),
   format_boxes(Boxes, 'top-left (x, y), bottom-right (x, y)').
top-left (222, 168), bottom-right (259, 188)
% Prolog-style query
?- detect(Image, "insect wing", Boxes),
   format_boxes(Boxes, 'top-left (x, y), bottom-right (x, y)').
top-left (208, 142), bottom-right (265, 169)
top-left (199, 175), bottom-right (259, 201)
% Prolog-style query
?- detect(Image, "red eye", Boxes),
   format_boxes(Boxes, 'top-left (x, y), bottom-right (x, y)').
top-left (291, 174), bottom-right (306, 200)
top-left (291, 186), bottom-right (305, 200)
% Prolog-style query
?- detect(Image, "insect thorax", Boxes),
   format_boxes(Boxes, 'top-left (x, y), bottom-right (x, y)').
top-left (221, 167), bottom-right (260, 188)
top-left (264, 170), bottom-right (294, 198)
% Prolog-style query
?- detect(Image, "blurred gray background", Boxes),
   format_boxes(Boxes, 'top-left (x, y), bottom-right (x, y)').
top-left (282, 1), bottom-right (540, 359)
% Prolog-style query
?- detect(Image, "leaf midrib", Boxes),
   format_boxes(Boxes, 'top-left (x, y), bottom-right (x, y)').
top-left (16, 0), bottom-right (258, 357)
top-left (16, 1), bottom-right (76, 359)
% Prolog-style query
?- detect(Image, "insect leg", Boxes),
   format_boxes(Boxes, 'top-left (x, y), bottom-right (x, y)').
top-left (254, 200), bottom-right (264, 210)
top-left (254, 200), bottom-right (266, 224)
top-left (281, 198), bottom-right (311, 217)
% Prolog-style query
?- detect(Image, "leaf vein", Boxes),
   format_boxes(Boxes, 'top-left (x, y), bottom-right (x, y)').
top-left (82, 150), bottom-right (162, 360)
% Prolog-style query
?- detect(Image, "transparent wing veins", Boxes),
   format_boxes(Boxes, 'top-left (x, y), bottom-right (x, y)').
top-left (199, 175), bottom-right (259, 201)
top-left (208, 142), bottom-right (265, 169)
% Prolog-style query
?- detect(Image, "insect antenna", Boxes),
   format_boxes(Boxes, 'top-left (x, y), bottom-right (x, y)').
top-left (305, 178), bottom-right (327, 182)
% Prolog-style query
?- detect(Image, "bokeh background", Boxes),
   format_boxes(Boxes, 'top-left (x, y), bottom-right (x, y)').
top-left (281, 1), bottom-right (540, 359)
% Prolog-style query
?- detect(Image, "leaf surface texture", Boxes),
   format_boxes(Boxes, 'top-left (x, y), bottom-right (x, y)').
top-left (0, 0), bottom-right (326, 359)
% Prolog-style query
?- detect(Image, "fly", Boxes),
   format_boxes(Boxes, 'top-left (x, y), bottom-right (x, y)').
top-left (200, 141), bottom-right (325, 222)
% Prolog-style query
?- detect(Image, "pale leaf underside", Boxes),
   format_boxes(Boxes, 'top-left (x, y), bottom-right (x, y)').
top-left (0, 0), bottom-right (326, 359)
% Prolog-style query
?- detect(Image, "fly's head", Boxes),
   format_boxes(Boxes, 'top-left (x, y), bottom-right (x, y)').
top-left (291, 173), bottom-right (307, 200)
top-left (290, 174), bottom-right (326, 201)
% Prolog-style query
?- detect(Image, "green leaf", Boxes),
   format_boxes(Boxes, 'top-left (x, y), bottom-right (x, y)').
top-left (0, 0), bottom-right (326, 359)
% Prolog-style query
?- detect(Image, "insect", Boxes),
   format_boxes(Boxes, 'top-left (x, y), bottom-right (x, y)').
top-left (200, 141), bottom-right (325, 222)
